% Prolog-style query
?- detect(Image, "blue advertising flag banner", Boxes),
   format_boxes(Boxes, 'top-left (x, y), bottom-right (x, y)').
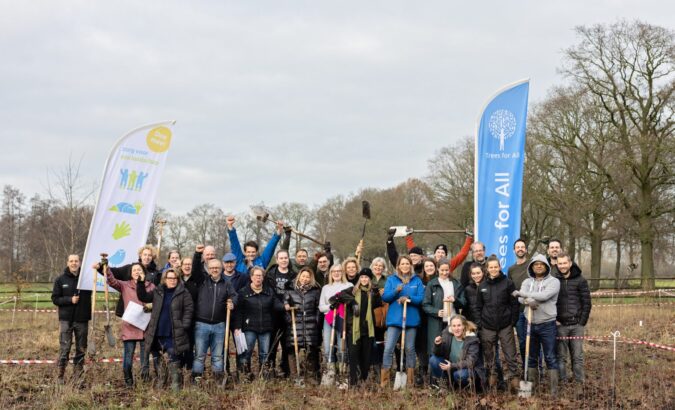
top-left (474, 80), bottom-right (529, 271)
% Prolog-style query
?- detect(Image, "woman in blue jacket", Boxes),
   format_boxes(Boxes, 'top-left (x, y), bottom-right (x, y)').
top-left (380, 255), bottom-right (425, 388)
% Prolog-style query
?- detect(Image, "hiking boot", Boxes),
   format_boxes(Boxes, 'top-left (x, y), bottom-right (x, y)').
top-left (191, 372), bottom-right (203, 385)
top-left (509, 376), bottom-right (520, 394)
top-left (56, 366), bottom-right (66, 385)
top-left (123, 368), bottom-right (134, 388)
top-left (380, 368), bottom-right (390, 389)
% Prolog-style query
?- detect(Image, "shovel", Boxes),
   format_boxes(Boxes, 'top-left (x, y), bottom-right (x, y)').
top-left (393, 300), bottom-right (408, 391)
top-left (338, 304), bottom-right (348, 387)
top-left (518, 307), bottom-right (534, 398)
top-left (389, 226), bottom-right (466, 238)
top-left (101, 254), bottom-right (116, 347)
top-left (87, 266), bottom-right (98, 357)
top-left (355, 201), bottom-right (371, 264)
top-left (221, 306), bottom-right (232, 387)
top-left (290, 307), bottom-right (305, 387)
top-left (321, 307), bottom-right (338, 386)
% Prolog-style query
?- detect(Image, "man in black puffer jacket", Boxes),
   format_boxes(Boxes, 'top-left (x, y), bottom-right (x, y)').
top-left (52, 254), bottom-right (92, 384)
top-left (555, 252), bottom-right (591, 383)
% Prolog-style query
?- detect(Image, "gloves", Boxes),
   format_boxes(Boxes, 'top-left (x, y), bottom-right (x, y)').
top-left (324, 241), bottom-right (331, 253)
top-left (284, 226), bottom-right (293, 234)
top-left (352, 303), bottom-right (360, 317)
top-left (387, 228), bottom-right (396, 241)
top-left (465, 228), bottom-right (474, 238)
top-left (329, 302), bottom-right (338, 310)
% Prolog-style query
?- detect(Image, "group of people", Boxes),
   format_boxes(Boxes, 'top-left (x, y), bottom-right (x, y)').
top-left (52, 216), bottom-right (592, 397)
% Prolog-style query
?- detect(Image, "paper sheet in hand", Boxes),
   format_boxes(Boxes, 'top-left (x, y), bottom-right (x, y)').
top-left (234, 332), bottom-right (248, 355)
top-left (122, 301), bottom-right (152, 331)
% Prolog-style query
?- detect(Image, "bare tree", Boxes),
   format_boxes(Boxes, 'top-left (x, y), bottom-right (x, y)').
top-left (562, 21), bottom-right (675, 289)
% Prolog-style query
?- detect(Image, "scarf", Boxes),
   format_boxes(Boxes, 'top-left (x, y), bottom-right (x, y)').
top-left (352, 288), bottom-right (374, 344)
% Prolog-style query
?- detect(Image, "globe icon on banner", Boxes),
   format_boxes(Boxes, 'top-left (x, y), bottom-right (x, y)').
top-left (488, 109), bottom-right (517, 151)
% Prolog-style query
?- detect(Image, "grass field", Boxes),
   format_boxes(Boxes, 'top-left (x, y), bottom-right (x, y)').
top-left (0, 301), bottom-right (673, 409)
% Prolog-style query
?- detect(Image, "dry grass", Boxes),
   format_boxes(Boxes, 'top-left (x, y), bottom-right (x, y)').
top-left (0, 306), bottom-right (673, 409)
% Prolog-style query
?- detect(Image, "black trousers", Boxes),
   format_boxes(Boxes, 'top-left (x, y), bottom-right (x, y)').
top-left (268, 316), bottom-right (290, 375)
top-left (348, 336), bottom-right (373, 385)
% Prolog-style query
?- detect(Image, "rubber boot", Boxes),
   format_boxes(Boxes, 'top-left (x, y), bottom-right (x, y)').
top-left (548, 369), bottom-right (559, 397)
top-left (169, 362), bottom-right (182, 392)
top-left (123, 367), bottom-right (134, 388)
top-left (528, 368), bottom-right (539, 391)
top-left (57, 366), bottom-right (66, 385)
top-left (380, 368), bottom-right (390, 389)
top-left (406, 369), bottom-right (415, 389)
top-left (156, 356), bottom-right (167, 389)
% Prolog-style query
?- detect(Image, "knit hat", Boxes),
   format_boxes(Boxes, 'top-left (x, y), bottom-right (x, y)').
top-left (409, 247), bottom-right (424, 256)
top-left (358, 268), bottom-right (373, 280)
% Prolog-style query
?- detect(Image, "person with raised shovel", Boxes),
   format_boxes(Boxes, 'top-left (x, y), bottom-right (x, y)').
top-left (380, 255), bottom-right (425, 389)
top-left (105, 262), bottom-right (156, 387)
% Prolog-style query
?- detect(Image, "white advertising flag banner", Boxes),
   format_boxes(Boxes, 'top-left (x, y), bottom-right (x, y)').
top-left (78, 121), bottom-right (175, 291)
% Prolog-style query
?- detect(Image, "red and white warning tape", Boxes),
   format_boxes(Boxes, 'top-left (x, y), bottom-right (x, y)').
top-left (593, 302), bottom-right (675, 308)
top-left (0, 357), bottom-right (137, 365)
top-left (0, 308), bottom-right (112, 314)
top-left (556, 335), bottom-right (675, 352)
top-left (591, 289), bottom-right (675, 297)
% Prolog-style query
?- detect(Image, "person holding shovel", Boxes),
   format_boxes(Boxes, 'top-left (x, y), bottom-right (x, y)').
top-left (136, 269), bottom-right (194, 391)
top-left (370, 257), bottom-right (388, 374)
top-left (380, 255), bottom-right (425, 389)
top-left (345, 268), bottom-right (382, 386)
top-left (283, 267), bottom-right (322, 382)
top-left (429, 314), bottom-right (485, 391)
top-left (514, 254), bottom-right (561, 396)
top-left (318, 264), bottom-right (353, 385)
top-left (106, 262), bottom-right (155, 387)
top-left (52, 254), bottom-right (92, 384)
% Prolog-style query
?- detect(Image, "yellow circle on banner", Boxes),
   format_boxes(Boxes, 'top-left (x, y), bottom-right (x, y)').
top-left (146, 126), bottom-right (172, 153)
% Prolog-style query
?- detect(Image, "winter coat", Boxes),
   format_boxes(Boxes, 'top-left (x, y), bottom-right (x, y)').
top-left (107, 273), bottom-right (155, 340)
top-left (265, 264), bottom-right (297, 297)
top-left (228, 228), bottom-right (281, 273)
top-left (283, 283), bottom-right (322, 349)
top-left (137, 281), bottom-right (194, 354)
top-left (344, 287), bottom-right (382, 343)
top-left (460, 259), bottom-right (486, 288)
top-left (51, 268), bottom-right (92, 322)
top-left (432, 329), bottom-right (486, 387)
top-left (423, 276), bottom-right (466, 354)
top-left (223, 270), bottom-right (249, 295)
top-left (108, 260), bottom-right (161, 317)
top-left (463, 282), bottom-right (480, 322)
top-left (233, 284), bottom-right (283, 333)
top-left (519, 255), bottom-right (560, 324)
top-left (472, 271), bottom-right (519, 330)
top-left (192, 269), bottom-right (238, 325)
top-left (555, 262), bottom-right (592, 326)
top-left (382, 273), bottom-right (425, 328)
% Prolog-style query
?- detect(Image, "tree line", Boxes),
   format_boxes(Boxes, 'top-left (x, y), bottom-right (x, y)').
top-left (1, 20), bottom-right (673, 289)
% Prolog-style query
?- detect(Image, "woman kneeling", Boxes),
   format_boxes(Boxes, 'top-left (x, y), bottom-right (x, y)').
top-left (429, 315), bottom-right (485, 391)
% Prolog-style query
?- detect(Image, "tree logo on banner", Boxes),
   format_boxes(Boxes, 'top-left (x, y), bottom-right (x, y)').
top-left (488, 109), bottom-right (517, 151)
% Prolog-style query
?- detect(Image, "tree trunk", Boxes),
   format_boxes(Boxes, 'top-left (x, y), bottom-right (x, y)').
top-left (614, 237), bottom-right (622, 290)
top-left (589, 212), bottom-right (603, 291)
top-left (567, 223), bottom-right (577, 262)
top-left (638, 213), bottom-right (656, 290)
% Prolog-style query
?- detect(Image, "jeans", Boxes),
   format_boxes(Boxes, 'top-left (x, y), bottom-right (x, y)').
top-left (383, 327), bottom-right (416, 370)
top-left (58, 321), bottom-right (88, 367)
top-left (557, 324), bottom-right (584, 381)
top-left (529, 320), bottom-right (558, 370)
top-left (123, 340), bottom-right (145, 371)
top-left (515, 312), bottom-right (527, 366)
top-left (429, 355), bottom-right (471, 387)
top-left (238, 331), bottom-right (271, 368)
top-left (193, 321), bottom-right (225, 374)
top-left (322, 320), bottom-right (344, 364)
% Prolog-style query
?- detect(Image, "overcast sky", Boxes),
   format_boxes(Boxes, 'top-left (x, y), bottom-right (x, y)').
top-left (1, 1), bottom-right (672, 215)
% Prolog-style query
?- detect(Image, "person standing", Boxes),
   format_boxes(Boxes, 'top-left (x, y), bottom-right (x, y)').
top-left (555, 252), bottom-right (591, 384)
top-left (507, 238), bottom-right (530, 366)
top-left (472, 255), bottom-right (520, 392)
top-left (52, 254), bottom-right (92, 384)
top-left (515, 254), bottom-right (561, 396)
top-left (136, 269), bottom-right (194, 391)
top-left (460, 242), bottom-right (487, 288)
top-left (106, 263), bottom-right (155, 387)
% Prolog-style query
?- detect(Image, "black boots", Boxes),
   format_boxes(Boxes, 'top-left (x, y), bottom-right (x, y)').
top-left (123, 368), bottom-right (134, 387)
top-left (57, 366), bottom-right (66, 385)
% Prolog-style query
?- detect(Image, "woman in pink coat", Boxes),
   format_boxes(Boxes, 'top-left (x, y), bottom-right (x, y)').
top-left (107, 262), bottom-right (155, 387)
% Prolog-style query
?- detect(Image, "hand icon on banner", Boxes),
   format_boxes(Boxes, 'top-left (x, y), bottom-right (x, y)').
top-left (112, 221), bottom-right (132, 240)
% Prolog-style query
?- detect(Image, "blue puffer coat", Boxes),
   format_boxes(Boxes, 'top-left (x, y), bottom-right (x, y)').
top-left (382, 274), bottom-right (425, 328)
